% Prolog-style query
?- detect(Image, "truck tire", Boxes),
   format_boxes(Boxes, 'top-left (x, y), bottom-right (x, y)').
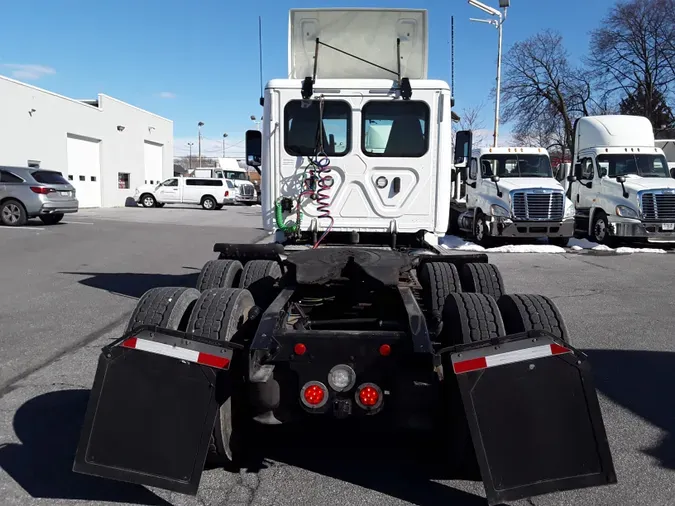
top-left (439, 292), bottom-right (505, 478)
top-left (441, 292), bottom-right (505, 344)
top-left (418, 262), bottom-right (461, 330)
top-left (140, 193), bottom-right (156, 208)
top-left (459, 263), bottom-right (504, 299)
top-left (125, 286), bottom-right (201, 333)
top-left (239, 260), bottom-right (282, 309)
top-left (473, 212), bottom-right (493, 247)
top-left (197, 259), bottom-right (243, 292)
top-left (590, 210), bottom-right (617, 247)
top-left (186, 288), bottom-right (255, 467)
top-left (497, 294), bottom-right (570, 344)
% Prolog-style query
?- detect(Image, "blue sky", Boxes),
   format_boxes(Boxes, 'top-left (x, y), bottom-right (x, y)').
top-left (0, 0), bottom-right (617, 156)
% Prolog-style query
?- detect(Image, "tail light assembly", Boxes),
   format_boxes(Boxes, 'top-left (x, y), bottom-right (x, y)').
top-left (300, 381), bottom-right (328, 409)
top-left (355, 383), bottom-right (383, 412)
top-left (30, 186), bottom-right (55, 194)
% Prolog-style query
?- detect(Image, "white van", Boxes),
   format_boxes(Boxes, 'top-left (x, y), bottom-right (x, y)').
top-left (134, 177), bottom-right (231, 210)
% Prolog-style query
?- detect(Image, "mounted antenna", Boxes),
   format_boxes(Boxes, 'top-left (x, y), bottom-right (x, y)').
top-left (451, 15), bottom-right (455, 107)
top-left (258, 16), bottom-right (264, 107)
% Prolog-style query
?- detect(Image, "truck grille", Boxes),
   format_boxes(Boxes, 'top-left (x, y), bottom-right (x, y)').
top-left (511, 191), bottom-right (564, 221)
top-left (640, 192), bottom-right (675, 221)
top-left (240, 184), bottom-right (254, 196)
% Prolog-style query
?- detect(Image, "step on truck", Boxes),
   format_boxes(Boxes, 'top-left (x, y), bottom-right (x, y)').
top-left (73, 8), bottom-right (616, 506)
top-left (560, 115), bottom-right (675, 245)
top-left (449, 144), bottom-right (576, 247)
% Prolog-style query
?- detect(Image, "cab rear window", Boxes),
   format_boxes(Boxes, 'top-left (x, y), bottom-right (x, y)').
top-left (284, 100), bottom-right (351, 157)
top-left (32, 170), bottom-right (69, 184)
top-left (362, 101), bottom-right (429, 157)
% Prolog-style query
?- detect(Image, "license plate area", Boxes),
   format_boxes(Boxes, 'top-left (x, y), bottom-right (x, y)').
top-left (661, 223), bottom-right (674, 231)
top-left (60, 191), bottom-right (71, 196)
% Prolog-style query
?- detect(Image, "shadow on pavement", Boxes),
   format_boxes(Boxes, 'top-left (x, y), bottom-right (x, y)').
top-left (585, 349), bottom-right (675, 470)
top-left (0, 389), bottom-right (171, 505)
top-left (61, 271), bottom-right (199, 299)
top-left (246, 421), bottom-right (488, 506)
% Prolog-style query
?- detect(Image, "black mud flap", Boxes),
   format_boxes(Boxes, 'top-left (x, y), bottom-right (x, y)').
top-left (449, 332), bottom-right (617, 506)
top-left (73, 327), bottom-right (237, 495)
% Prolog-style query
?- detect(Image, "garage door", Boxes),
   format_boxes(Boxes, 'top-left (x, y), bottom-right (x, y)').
top-left (66, 135), bottom-right (102, 208)
top-left (144, 141), bottom-right (163, 185)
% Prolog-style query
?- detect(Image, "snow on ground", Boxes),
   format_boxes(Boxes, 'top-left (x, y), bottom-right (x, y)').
top-left (441, 235), bottom-right (669, 255)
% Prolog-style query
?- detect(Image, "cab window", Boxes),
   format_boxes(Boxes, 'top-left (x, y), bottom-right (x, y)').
top-left (362, 101), bottom-right (429, 157)
top-left (469, 158), bottom-right (479, 180)
top-left (581, 158), bottom-right (594, 180)
top-left (161, 178), bottom-right (178, 187)
top-left (284, 100), bottom-right (350, 157)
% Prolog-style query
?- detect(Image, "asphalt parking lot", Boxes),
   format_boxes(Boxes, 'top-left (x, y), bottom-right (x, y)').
top-left (0, 207), bottom-right (673, 506)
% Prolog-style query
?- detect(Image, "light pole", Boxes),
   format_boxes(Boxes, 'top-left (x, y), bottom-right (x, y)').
top-left (197, 122), bottom-right (204, 167)
top-left (187, 142), bottom-right (194, 170)
top-left (222, 133), bottom-right (228, 157)
top-left (250, 115), bottom-right (261, 131)
top-left (468, 0), bottom-right (509, 147)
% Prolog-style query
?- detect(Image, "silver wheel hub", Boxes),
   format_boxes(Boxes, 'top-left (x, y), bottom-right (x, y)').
top-left (204, 200), bottom-right (213, 208)
top-left (2, 204), bottom-right (20, 224)
top-left (476, 219), bottom-right (484, 241)
top-left (143, 197), bottom-right (153, 206)
top-left (594, 220), bottom-right (606, 241)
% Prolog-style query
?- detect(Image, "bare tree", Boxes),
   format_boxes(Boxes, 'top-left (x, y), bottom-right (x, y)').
top-left (458, 102), bottom-right (488, 147)
top-left (588, 0), bottom-right (675, 123)
top-left (501, 30), bottom-right (593, 151)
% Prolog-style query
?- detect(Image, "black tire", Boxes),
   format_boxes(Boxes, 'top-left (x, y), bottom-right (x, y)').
top-left (549, 237), bottom-right (570, 248)
top-left (459, 263), bottom-right (505, 299)
top-left (197, 259), bottom-right (243, 292)
top-left (202, 196), bottom-right (217, 210)
top-left (590, 210), bottom-right (616, 246)
top-left (215, 204), bottom-right (223, 210)
top-left (239, 260), bottom-right (283, 309)
top-left (497, 294), bottom-right (570, 344)
top-left (439, 292), bottom-right (505, 478)
top-left (140, 193), bottom-right (156, 208)
top-left (126, 286), bottom-right (201, 333)
top-left (418, 262), bottom-right (461, 331)
top-left (440, 292), bottom-right (505, 345)
top-left (187, 288), bottom-right (255, 467)
top-left (1, 199), bottom-right (27, 226)
top-left (39, 213), bottom-right (64, 225)
top-left (473, 212), bottom-right (493, 247)
top-left (156, 202), bottom-right (165, 208)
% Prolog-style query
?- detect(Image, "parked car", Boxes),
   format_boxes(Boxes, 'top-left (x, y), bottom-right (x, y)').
top-left (134, 177), bottom-right (230, 210)
top-left (0, 166), bottom-right (78, 226)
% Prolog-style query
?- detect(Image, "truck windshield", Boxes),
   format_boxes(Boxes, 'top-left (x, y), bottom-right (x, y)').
top-left (596, 154), bottom-right (670, 178)
top-left (225, 171), bottom-right (248, 180)
top-left (481, 154), bottom-right (553, 178)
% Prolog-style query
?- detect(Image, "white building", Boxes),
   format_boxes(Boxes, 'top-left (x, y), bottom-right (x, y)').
top-left (0, 75), bottom-right (173, 208)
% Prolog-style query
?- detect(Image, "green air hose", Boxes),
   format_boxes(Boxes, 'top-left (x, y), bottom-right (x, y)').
top-left (275, 199), bottom-right (301, 233)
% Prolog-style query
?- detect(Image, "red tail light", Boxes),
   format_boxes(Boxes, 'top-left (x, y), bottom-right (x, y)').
top-left (300, 381), bottom-right (328, 408)
top-left (224, 191), bottom-right (229, 197)
top-left (356, 383), bottom-right (383, 410)
top-left (294, 343), bottom-right (307, 355)
top-left (379, 344), bottom-right (391, 356)
top-left (30, 186), bottom-right (55, 194)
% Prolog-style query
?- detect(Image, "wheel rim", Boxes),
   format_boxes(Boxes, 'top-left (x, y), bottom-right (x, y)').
top-left (594, 219), bottom-right (606, 241)
top-left (475, 219), bottom-right (484, 241)
top-left (204, 199), bottom-right (214, 209)
top-left (143, 197), bottom-right (154, 207)
top-left (2, 204), bottom-right (21, 224)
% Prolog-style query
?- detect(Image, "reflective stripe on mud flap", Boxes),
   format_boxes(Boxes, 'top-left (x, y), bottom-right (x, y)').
top-left (121, 336), bottom-right (231, 370)
top-left (452, 338), bottom-right (572, 375)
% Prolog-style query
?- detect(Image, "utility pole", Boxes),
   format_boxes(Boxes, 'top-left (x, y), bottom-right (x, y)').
top-left (222, 133), bottom-right (228, 157)
top-left (468, 0), bottom-right (509, 147)
top-left (187, 142), bottom-right (194, 170)
top-left (198, 121), bottom-right (204, 167)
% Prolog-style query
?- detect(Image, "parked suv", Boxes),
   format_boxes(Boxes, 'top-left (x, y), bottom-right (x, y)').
top-left (0, 166), bottom-right (79, 226)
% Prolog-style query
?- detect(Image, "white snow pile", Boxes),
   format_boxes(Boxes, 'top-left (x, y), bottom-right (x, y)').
top-left (441, 235), bottom-right (670, 254)
top-left (568, 238), bottom-right (668, 254)
top-left (440, 236), bottom-right (566, 253)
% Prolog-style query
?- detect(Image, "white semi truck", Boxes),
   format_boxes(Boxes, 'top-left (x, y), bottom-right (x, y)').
top-left (74, 8), bottom-right (616, 506)
top-left (560, 115), bottom-right (675, 245)
top-left (449, 145), bottom-right (575, 246)
top-left (655, 139), bottom-right (675, 175)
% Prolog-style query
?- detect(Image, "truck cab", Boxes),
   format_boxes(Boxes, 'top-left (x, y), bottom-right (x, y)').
top-left (450, 143), bottom-right (575, 246)
top-left (655, 139), bottom-right (675, 176)
top-left (565, 115), bottom-right (675, 245)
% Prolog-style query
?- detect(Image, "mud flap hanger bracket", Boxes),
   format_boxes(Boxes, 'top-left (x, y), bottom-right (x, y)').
top-left (302, 37), bottom-right (412, 100)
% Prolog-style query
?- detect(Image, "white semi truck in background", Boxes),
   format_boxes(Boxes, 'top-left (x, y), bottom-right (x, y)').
top-left (449, 144), bottom-right (575, 247)
top-left (655, 139), bottom-right (675, 175)
top-left (560, 115), bottom-right (675, 245)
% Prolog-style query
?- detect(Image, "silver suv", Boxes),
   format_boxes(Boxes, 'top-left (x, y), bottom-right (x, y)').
top-left (0, 166), bottom-right (79, 226)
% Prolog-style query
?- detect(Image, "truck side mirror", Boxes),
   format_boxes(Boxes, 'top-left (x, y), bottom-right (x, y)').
top-left (616, 175), bottom-right (626, 183)
top-left (567, 175), bottom-right (577, 182)
top-left (490, 175), bottom-right (500, 183)
top-left (454, 130), bottom-right (473, 168)
top-left (245, 130), bottom-right (262, 170)
top-left (599, 167), bottom-right (608, 178)
top-left (574, 163), bottom-right (583, 179)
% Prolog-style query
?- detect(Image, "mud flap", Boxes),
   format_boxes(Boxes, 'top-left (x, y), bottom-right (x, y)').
top-left (73, 327), bottom-right (236, 495)
top-left (449, 332), bottom-right (617, 506)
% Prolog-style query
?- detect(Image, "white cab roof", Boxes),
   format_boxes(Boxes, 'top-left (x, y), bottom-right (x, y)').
top-left (576, 115), bottom-right (655, 152)
top-left (216, 158), bottom-right (245, 171)
top-left (266, 78), bottom-right (448, 91)
top-left (288, 8), bottom-right (428, 80)
top-left (473, 146), bottom-right (549, 157)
